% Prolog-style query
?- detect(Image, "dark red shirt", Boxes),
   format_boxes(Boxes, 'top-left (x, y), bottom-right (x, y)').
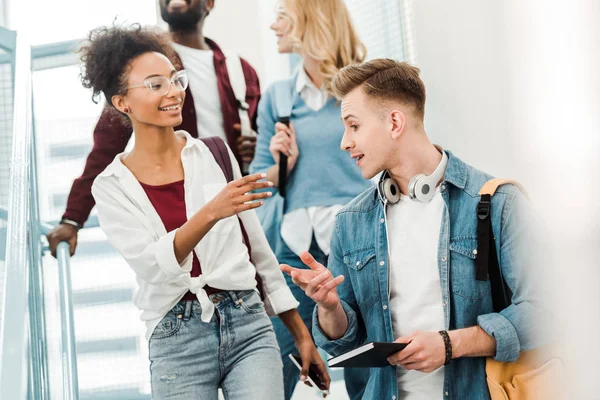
top-left (139, 179), bottom-right (221, 299)
top-left (63, 38), bottom-right (260, 226)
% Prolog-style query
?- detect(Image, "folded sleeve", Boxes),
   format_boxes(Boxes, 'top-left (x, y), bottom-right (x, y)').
top-left (92, 178), bottom-right (193, 285)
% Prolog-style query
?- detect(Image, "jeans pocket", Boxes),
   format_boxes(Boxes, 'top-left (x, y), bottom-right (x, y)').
top-left (150, 307), bottom-right (183, 340)
top-left (239, 290), bottom-right (266, 314)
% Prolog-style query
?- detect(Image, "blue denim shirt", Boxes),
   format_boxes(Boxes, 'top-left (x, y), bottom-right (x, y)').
top-left (313, 151), bottom-right (552, 400)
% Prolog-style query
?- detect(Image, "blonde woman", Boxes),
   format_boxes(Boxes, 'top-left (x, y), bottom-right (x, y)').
top-left (250, 0), bottom-right (371, 398)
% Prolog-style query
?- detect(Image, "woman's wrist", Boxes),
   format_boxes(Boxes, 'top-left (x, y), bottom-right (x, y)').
top-left (279, 309), bottom-right (311, 342)
top-left (200, 201), bottom-right (220, 224)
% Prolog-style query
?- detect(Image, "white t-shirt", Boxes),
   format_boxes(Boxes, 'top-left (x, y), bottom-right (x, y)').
top-left (171, 43), bottom-right (227, 142)
top-left (387, 187), bottom-right (446, 399)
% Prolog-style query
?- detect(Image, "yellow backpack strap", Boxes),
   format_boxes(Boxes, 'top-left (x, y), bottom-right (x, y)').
top-left (479, 178), bottom-right (528, 198)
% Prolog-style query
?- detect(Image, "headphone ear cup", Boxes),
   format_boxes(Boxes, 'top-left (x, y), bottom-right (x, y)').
top-left (411, 174), bottom-right (437, 202)
top-left (408, 174), bottom-right (425, 201)
top-left (382, 178), bottom-right (401, 204)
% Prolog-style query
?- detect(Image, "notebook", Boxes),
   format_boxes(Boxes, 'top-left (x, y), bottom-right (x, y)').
top-left (328, 342), bottom-right (408, 368)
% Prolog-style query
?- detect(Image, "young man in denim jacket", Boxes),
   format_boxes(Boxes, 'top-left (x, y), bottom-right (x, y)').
top-left (282, 59), bottom-right (552, 399)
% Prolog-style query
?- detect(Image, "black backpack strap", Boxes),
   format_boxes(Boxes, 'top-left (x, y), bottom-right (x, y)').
top-left (476, 194), bottom-right (511, 312)
top-left (477, 179), bottom-right (523, 313)
top-left (200, 136), bottom-right (264, 298)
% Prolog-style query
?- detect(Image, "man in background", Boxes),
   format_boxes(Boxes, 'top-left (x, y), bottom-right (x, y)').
top-left (47, 0), bottom-right (260, 256)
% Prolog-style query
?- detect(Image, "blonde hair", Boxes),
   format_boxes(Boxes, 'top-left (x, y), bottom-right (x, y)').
top-left (280, 0), bottom-right (366, 95)
top-left (331, 58), bottom-right (426, 119)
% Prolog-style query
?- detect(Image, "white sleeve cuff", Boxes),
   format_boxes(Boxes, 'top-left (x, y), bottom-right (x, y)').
top-left (262, 285), bottom-right (299, 317)
top-left (154, 229), bottom-right (193, 278)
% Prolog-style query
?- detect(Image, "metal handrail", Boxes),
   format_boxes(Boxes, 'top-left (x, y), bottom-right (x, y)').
top-left (0, 32), bottom-right (80, 399)
top-left (0, 30), bottom-right (33, 399)
top-left (56, 241), bottom-right (79, 399)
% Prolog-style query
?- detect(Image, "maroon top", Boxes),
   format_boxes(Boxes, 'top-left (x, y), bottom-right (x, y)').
top-left (63, 38), bottom-right (261, 226)
top-left (139, 179), bottom-right (221, 300)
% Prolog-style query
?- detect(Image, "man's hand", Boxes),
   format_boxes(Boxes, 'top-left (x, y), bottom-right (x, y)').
top-left (295, 337), bottom-right (331, 394)
top-left (46, 223), bottom-right (78, 258)
top-left (233, 123), bottom-right (257, 164)
top-left (387, 331), bottom-right (446, 373)
top-left (281, 252), bottom-right (344, 312)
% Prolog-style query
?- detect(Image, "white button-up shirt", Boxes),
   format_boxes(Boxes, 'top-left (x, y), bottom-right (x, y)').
top-left (92, 130), bottom-right (299, 339)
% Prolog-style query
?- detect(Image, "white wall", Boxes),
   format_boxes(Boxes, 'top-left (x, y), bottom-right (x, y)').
top-left (411, 1), bottom-right (600, 397)
top-left (0, 0), bottom-right (6, 27)
top-left (203, 0), bottom-right (290, 91)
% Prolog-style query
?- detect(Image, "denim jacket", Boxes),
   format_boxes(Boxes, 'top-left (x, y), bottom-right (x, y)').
top-left (313, 151), bottom-right (552, 400)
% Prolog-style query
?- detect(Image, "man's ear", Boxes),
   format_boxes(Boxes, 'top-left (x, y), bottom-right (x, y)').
top-left (389, 110), bottom-right (405, 140)
top-left (112, 95), bottom-right (128, 114)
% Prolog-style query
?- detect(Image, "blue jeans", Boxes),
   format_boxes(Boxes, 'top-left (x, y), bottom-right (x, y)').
top-left (149, 290), bottom-right (283, 399)
top-left (272, 238), bottom-right (369, 400)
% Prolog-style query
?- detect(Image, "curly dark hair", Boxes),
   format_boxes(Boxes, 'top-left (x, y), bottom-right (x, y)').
top-left (79, 23), bottom-right (177, 108)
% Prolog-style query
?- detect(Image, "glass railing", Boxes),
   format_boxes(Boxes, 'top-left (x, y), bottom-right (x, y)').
top-left (0, 28), bottom-right (80, 400)
top-left (0, 27), bottom-right (37, 399)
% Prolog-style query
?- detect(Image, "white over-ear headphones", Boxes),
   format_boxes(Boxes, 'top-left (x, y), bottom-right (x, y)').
top-left (377, 148), bottom-right (448, 205)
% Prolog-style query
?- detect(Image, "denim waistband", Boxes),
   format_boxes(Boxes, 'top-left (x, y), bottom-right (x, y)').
top-left (178, 289), bottom-right (257, 308)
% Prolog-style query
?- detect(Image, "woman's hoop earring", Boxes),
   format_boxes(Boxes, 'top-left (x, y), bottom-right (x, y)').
top-left (124, 107), bottom-right (129, 113)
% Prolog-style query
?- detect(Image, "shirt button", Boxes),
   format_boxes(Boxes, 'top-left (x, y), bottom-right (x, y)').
top-left (380, 218), bottom-right (385, 223)
top-left (473, 249), bottom-right (478, 255)
top-left (383, 305), bottom-right (388, 310)
top-left (445, 392), bottom-right (449, 396)
top-left (442, 184), bottom-right (446, 190)
top-left (441, 256), bottom-right (447, 262)
top-left (380, 261), bottom-right (385, 266)
top-left (443, 302), bottom-right (447, 307)
top-left (356, 261), bottom-right (361, 267)
top-left (392, 396), bottom-right (396, 400)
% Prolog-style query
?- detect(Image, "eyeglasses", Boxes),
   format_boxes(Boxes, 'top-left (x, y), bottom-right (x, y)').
top-left (127, 70), bottom-right (189, 96)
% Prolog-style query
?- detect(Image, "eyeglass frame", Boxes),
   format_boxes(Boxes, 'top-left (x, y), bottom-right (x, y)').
top-left (126, 70), bottom-right (189, 96)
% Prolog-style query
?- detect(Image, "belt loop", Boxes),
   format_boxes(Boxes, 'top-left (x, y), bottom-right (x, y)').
top-left (232, 290), bottom-right (244, 308)
top-left (183, 300), bottom-right (193, 321)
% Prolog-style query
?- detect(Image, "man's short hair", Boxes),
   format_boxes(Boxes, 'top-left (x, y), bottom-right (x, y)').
top-left (331, 58), bottom-right (426, 119)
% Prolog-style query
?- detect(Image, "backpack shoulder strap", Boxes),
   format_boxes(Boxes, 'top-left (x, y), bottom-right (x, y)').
top-left (272, 78), bottom-right (295, 120)
top-left (199, 136), bottom-right (265, 297)
top-left (479, 178), bottom-right (527, 198)
top-left (200, 136), bottom-right (234, 182)
top-left (477, 178), bottom-right (524, 312)
top-left (223, 51), bottom-right (253, 137)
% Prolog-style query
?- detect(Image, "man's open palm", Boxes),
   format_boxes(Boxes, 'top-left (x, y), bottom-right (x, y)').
top-left (281, 251), bottom-right (345, 312)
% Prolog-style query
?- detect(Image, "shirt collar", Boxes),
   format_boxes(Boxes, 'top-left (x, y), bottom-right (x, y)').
top-left (295, 67), bottom-right (318, 94)
top-left (100, 130), bottom-right (198, 179)
top-left (443, 150), bottom-right (467, 190)
top-left (170, 37), bottom-right (225, 63)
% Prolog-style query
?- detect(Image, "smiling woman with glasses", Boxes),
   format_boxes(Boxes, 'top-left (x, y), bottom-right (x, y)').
top-left (79, 23), bottom-right (325, 399)
top-left (127, 69), bottom-right (189, 96)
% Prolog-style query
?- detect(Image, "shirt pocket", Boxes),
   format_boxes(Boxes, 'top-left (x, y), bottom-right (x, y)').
top-left (449, 235), bottom-right (492, 302)
top-left (202, 183), bottom-right (236, 235)
top-left (343, 248), bottom-right (380, 312)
